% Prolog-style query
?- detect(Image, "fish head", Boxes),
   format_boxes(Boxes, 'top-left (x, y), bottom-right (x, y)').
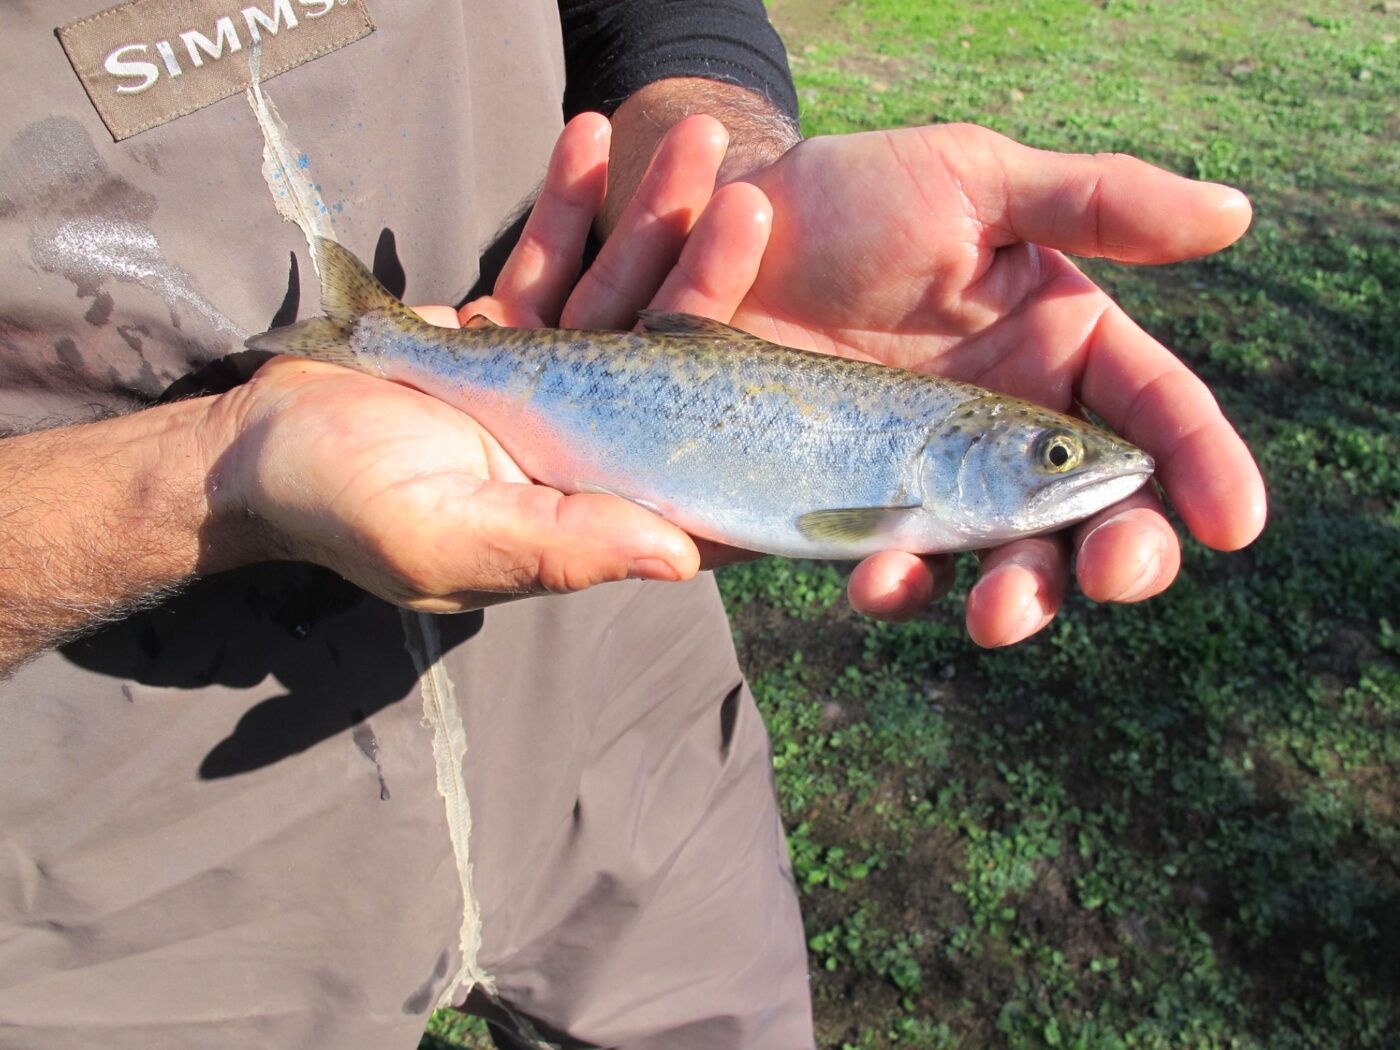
top-left (919, 396), bottom-right (1155, 546)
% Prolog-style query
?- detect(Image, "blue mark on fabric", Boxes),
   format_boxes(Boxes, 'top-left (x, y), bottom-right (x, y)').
top-left (296, 153), bottom-right (310, 169)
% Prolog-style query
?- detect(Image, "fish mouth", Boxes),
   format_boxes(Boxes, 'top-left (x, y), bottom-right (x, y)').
top-left (1028, 457), bottom-right (1155, 513)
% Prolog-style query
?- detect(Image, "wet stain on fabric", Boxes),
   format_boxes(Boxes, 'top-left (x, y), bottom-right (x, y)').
top-left (53, 337), bottom-right (83, 373)
top-left (116, 324), bottom-right (147, 353)
top-left (84, 291), bottom-right (114, 327)
top-left (31, 216), bottom-right (244, 340)
top-left (0, 116), bottom-right (242, 419)
top-left (0, 118), bottom-right (153, 221)
top-left (2, 118), bottom-right (242, 343)
top-left (351, 710), bottom-right (391, 801)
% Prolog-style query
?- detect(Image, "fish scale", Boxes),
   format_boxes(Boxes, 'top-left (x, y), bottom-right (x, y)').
top-left (248, 238), bottom-right (1155, 559)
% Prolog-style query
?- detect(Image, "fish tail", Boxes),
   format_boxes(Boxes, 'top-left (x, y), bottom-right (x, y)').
top-left (244, 237), bottom-right (417, 368)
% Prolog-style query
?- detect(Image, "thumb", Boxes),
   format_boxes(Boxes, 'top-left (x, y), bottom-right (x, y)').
top-left (953, 125), bottom-right (1253, 263)
top-left (433, 481), bottom-right (700, 602)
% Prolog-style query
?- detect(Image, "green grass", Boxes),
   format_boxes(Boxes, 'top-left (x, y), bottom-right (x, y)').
top-left (426, 2), bottom-right (1399, 1046)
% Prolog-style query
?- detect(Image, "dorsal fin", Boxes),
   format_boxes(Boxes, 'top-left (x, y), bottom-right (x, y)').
top-left (635, 310), bottom-right (756, 340)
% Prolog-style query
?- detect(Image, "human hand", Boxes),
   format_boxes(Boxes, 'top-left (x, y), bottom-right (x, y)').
top-left (209, 113), bottom-right (773, 610)
top-left (723, 124), bottom-right (1266, 644)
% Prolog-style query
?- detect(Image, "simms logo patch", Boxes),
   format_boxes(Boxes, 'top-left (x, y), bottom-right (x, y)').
top-left (57, 0), bottom-right (374, 140)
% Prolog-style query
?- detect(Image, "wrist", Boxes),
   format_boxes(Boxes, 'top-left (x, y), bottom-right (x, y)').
top-left (602, 77), bottom-right (801, 236)
top-left (186, 388), bottom-right (277, 576)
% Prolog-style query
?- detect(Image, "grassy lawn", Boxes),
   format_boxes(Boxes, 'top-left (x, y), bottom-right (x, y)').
top-left (425, 2), bottom-right (1399, 1046)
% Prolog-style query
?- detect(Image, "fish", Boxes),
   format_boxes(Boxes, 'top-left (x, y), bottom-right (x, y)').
top-left (246, 237), bottom-right (1155, 559)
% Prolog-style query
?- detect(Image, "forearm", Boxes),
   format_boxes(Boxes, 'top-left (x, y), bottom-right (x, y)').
top-left (601, 76), bottom-right (801, 234)
top-left (0, 397), bottom-right (247, 676)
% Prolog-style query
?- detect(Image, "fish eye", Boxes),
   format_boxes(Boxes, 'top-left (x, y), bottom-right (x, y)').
top-left (1035, 429), bottom-right (1085, 473)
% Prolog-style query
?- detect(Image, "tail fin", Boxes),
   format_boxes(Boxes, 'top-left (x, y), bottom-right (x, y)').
top-left (244, 237), bottom-right (415, 368)
top-left (309, 237), bottom-right (413, 329)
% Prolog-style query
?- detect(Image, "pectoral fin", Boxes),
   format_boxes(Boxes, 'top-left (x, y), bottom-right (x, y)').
top-left (575, 480), bottom-right (662, 515)
top-left (796, 505), bottom-right (921, 544)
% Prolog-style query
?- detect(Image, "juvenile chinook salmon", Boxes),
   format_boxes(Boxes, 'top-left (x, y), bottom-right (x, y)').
top-left (247, 238), bottom-right (1155, 559)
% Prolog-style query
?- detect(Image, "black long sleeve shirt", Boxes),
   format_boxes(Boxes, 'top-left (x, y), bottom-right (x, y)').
top-left (557, 0), bottom-right (799, 121)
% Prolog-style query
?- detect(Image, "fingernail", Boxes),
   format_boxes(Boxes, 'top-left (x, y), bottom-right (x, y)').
top-left (629, 557), bottom-right (680, 582)
top-left (1113, 541), bottom-right (1166, 602)
top-left (1080, 518), bottom-right (1114, 552)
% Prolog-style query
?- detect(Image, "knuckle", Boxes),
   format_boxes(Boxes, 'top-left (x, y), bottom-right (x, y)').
top-left (584, 253), bottom-right (630, 301)
top-left (534, 550), bottom-right (603, 595)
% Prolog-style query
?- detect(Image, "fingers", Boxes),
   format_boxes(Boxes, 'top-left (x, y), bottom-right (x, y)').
top-left (412, 305), bottom-right (461, 329)
top-left (848, 491), bottom-right (1176, 637)
top-left (944, 124), bottom-right (1253, 262)
top-left (960, 254), bottom-right (1266, 555)
top-left (637, 177), bottom-right (773, 572)
top-left (396, 481), bottom-right (701, 614)
top-left (458, 113), bottom-right (611, 330)
top-left (959, 488), bottom-right (1177, 644)
top-left (485, 484), bottom-right (700, 588)
top-left (646, 181), bottom-right (773, 318)
top-left (562, 114), bottom-right (730, 330)
top-left (965, 537), bottom-right (1068, 648)
top-left (1079, 308), bottom-right (1266, 551)
top-left (1073, 486), bottom-right (1181, 603)
top-left (847, 552), bottom-right (954, 621)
